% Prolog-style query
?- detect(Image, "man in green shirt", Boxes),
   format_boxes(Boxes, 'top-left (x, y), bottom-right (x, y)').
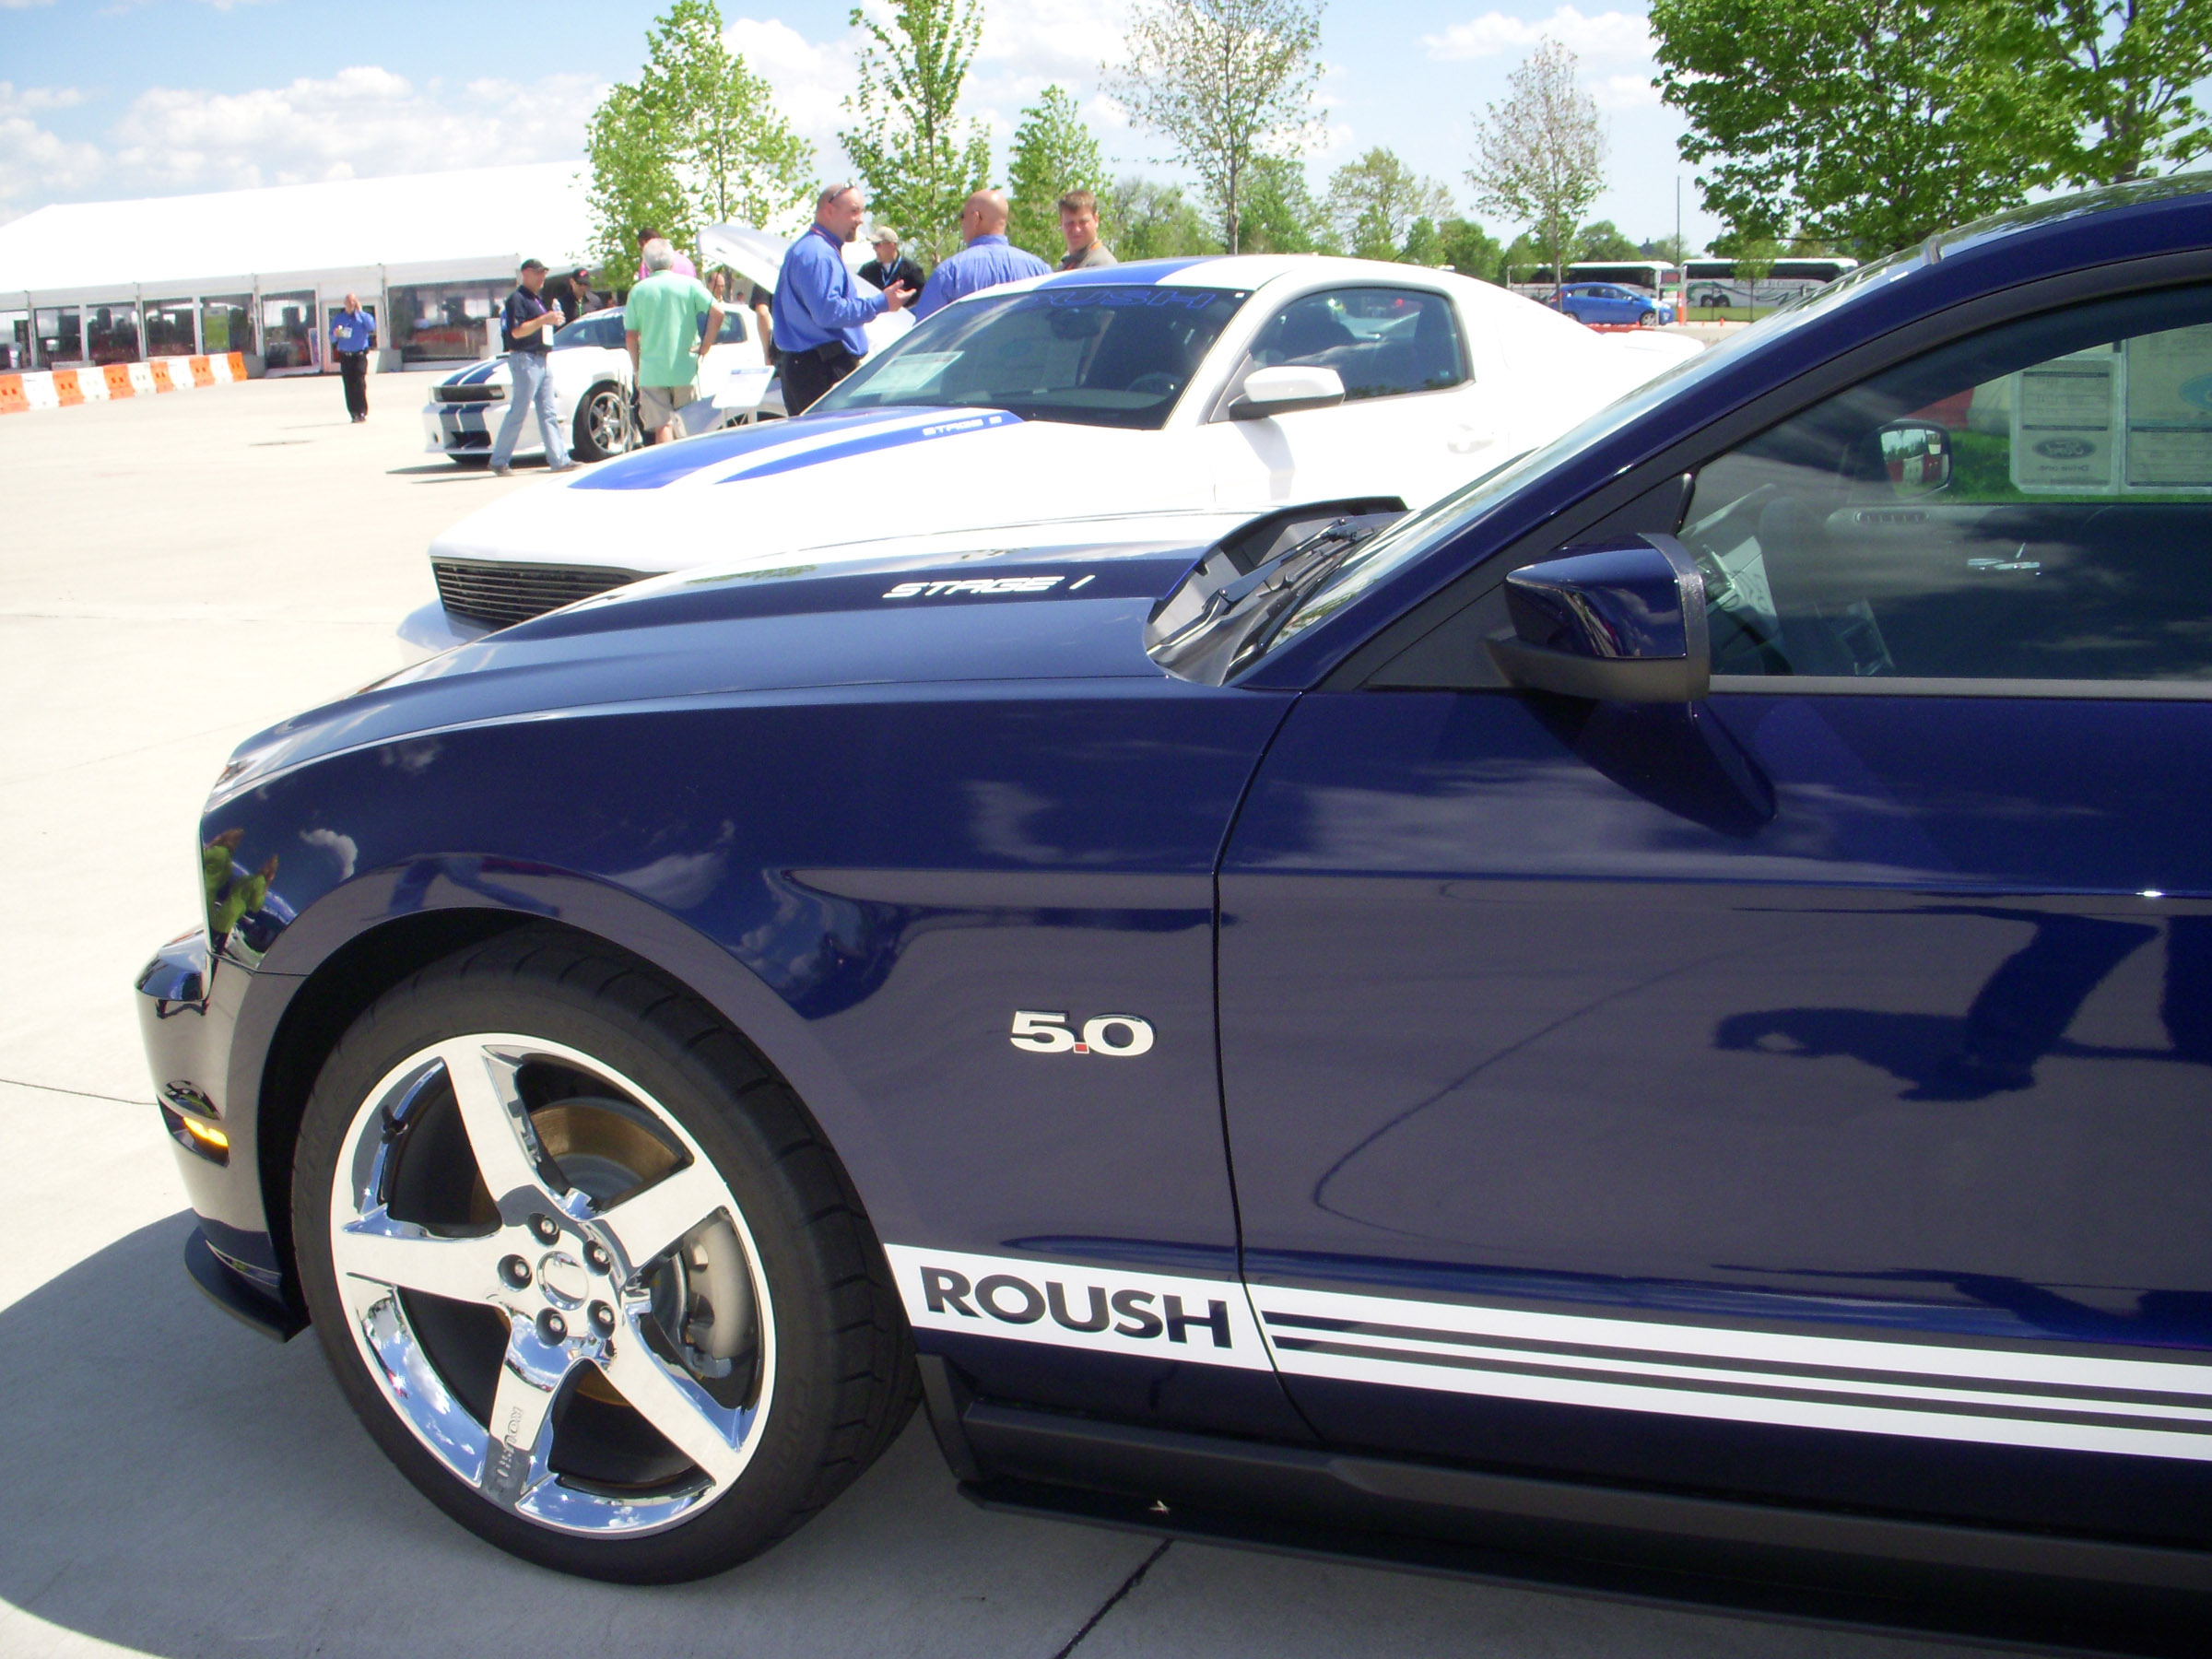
top-left (625, 239), bottom-right (724, 444)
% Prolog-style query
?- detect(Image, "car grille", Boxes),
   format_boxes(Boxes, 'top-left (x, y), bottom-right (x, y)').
top-left (432, 559), bottom-right (641, 629)
top-left (434, 383), bottom-right (507, 403)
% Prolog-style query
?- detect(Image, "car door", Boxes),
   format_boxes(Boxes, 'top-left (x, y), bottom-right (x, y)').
top-left (1208, 285), bottom-right (1498, 512)
top-left (1218, 283), bottom-right (2212, 1547)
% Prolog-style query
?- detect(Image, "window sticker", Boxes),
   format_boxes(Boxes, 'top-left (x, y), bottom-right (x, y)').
top-left (2124, 321), bottom-right (2212, 488)
top-left (860, 350), bottom-right (962, 398)
top-left (2011, 328), bottom-right (2212, 495)
top-left (2012, 345), bottom-right (2117, 492)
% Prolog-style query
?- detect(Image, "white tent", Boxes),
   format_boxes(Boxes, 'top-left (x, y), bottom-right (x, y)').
top-left (0, 162), bottom-right (592, 373)
top-left (0, 161), bottom-right (592, 297)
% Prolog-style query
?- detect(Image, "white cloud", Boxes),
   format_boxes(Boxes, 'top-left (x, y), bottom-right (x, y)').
top-left (107, 66), bottom-right (603, 193)
top-left (973, 0), bottom-right (1127, 81)
top-left (1591, 71), bottom-right (1660, 110)
top-left (0, 84), bottom-right (103, 218)
top-left (1423, 6), bottom-right (1653, 62)
top-left (725, 16), bottom-right (862, 147)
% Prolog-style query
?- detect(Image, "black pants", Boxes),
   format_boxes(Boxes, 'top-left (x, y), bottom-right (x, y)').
top-left (780, 342), bottom-right (858, 416)
top-left (338, 350), bottom-right (369, 418)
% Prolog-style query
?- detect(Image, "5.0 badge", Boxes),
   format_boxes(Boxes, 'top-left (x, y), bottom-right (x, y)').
top-left (1010, 1010), bottom-right (1155, 1057)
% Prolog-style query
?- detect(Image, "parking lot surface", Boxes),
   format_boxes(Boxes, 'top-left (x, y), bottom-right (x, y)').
top-left (0, 376), bottom-right (1992, 1658)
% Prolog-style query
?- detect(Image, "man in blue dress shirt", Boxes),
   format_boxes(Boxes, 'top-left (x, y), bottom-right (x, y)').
top-left (771, 182), bottom-right (918, 415)
top-left (329, 293), bottom-right (376, 422)
top-left (911, 191), bottom-right (1052, 323)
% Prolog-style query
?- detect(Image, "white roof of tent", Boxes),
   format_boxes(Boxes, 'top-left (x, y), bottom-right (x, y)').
top-left (0, 161), bottom-right (593, 297)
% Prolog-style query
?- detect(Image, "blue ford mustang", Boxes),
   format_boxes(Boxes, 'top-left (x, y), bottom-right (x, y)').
top-left (139, 181), bottom-right (2212, 1649)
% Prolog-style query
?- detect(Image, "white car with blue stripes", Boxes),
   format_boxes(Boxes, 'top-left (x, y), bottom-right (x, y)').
top-left (418, 309), bottom-right (778, 465)
top-left (406, 255), bottom-right (1699, 653)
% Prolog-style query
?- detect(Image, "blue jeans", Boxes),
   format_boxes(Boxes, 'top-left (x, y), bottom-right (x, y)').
top-left (491, 350), bottom-right (569, 467)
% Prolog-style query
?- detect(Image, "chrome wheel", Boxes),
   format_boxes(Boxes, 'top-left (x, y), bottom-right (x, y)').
top-left (326, 1033), bottom-right (774, 1536)
top-left (576, 385), bottom-right (632, 460)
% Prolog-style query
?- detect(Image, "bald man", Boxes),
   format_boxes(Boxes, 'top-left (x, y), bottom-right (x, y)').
top-left (910, 189), bottom-right (1053, 323)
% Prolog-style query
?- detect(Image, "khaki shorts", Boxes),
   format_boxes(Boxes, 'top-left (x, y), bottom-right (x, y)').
top-left (639, 383), bottom-right (695, 430)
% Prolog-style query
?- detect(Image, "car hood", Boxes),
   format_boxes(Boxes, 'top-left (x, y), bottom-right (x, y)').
top-left (210, 535), bottom-right (1206, 807)
top-left (429, 407), bottom-right (1222, 574)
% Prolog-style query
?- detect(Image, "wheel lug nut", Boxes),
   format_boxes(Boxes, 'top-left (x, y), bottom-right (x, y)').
top-left (584, 1241), bottom-right (611, 1274)
top-left (539, 1310), bottom-right (567, 1344)
top-left (530, 1214), bottom-right (559, 1244)
top-left (590, 1301), bottom-right (615, 1335)
top-left (500, 1255), bottom-right (531, 1288)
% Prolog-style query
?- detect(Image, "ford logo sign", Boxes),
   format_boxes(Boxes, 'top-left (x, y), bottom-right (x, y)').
top-left (2034, 437), bottom-right (2096, 459)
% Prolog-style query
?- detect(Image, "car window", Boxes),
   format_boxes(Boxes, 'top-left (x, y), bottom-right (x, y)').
top-left (552, 312), bottom-right (626, 350)
top-left (1681, 284), bottom-right (2212, 683)
top-left (1242, 287), bottom-right (1468, 401)
top-left (715, 309), bottom-right (747, 344)
top-left (810, 285), bottom-right (1251, 430)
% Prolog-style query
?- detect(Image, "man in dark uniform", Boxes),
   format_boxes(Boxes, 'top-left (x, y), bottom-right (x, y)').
top-left (858, 228), bottom-right (924, 298)
top-left (329, 292), bottom-right (376, 422)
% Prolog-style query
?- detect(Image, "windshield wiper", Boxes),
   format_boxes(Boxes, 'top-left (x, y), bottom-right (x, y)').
top-left (1147, 520), bottom-right (1381, 683)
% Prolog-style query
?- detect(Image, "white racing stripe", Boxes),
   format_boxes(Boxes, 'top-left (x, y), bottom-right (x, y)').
top-left (888, 1242), bottom-right (2212, 1459)
top-left (1253, 1281), bottom-right (2212, 1463)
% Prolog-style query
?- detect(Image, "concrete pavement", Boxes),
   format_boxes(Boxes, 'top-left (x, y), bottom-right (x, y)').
top-left (0, 375), bottom-right (1982, 1658)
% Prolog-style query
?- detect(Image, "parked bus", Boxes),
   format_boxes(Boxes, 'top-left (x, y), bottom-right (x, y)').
top-left (1681, 256), bottom-right (1857, 312)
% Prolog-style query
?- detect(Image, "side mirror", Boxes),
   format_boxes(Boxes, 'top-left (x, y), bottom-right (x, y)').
top-left (1486, 535), bottom-right (1710, 702)
top-left (1873, 419), bottom-right (1952, 496)
top-left (1230, 364), bottom-right (1347, 420)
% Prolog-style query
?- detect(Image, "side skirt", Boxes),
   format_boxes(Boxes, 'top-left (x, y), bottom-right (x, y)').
top-left (950, 1397), bottom-right (2212, 1657)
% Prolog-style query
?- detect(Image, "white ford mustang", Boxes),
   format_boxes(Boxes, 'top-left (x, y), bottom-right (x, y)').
top-left (405, 254), bottom-right (1700, 653)
top-left (418, 308), bottom-right (779, 465)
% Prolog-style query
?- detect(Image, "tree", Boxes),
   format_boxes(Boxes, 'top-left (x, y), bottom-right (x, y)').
top-left (1644, 231), bottom-right (1691, 264)
top-left (1732, 232), bottom-right (1782, 310)
top-left (1102, 177), bottom-right (1216, 258)
top-left (585, 85), bottom-right (688, 288)
top-left (1650, 0), bottom-right (2041, 258)
top-left (584, 1), bottom-right (814, 286)
top-left (1007, 86), bottom-right (1107, 261)
top-left (1400, 218), bottom-right (1445, 266)
top-left (2001, 0), bottom-right (2212, 183)
top-left (841, 0), bottom-right (994, 265)
top-left (1438, 217), bottom-right (1505, 281)
top-left (1238, 154), bottom-right (1333, 253)
top-left (1324, 147), bottom-right (1453, 261)
top-left (1575, 219), bottom-right (1641, 261)
top-left (1107, 0), bottom-right (1325, 253)
top-left (1466, 39), bottom-right (1607, 303)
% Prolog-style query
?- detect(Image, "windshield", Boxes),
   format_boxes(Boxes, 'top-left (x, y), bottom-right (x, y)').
top-left (810, 285), bottom-right (1251, 430)
top-left (1248, 246), bottom-right (1933, 667)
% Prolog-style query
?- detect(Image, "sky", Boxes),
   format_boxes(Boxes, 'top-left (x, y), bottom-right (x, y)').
top-left (0, 0), bottom-right (1721, 248)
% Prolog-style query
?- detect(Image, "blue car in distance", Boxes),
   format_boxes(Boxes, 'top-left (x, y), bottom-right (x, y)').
top-left (1553, 280), bottom-right (1675, 326)
top-left (139, 179), bottom-right (2212, 1650)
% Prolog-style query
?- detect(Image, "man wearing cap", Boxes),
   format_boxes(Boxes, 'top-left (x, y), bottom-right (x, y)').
top-left (625, 238), bottom-right (723, 445)
top-left (911, 190), bottom-right (1053, 322)
top-left (329, 292), bottom-right (377, 422)
top-left (489, 258), bottom-right (574, 477)
top-left (858, 228), bottom-right (924, 298)
top-left (771, 183), bottom-right (917, 416)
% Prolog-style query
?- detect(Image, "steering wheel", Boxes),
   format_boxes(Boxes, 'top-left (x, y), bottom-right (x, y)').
top-left (1126, 372), bottom-right (1181, 396)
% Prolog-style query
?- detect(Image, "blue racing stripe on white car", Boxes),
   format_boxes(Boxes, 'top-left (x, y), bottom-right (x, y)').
top-left (572, 407), bottom-right (1014, 491)
top-left (1041, 258), bottom-right (1214, 288)
top-left (718, 410), bottom-right (1020, 481)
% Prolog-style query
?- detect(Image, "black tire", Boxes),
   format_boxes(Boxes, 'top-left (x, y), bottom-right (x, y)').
top-left (1638, 309), bottom-right (1658, 327)
top-left (291, 927), bottom-right (916, 1582)
top-left (571, 382), bottom-right (630, 463)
